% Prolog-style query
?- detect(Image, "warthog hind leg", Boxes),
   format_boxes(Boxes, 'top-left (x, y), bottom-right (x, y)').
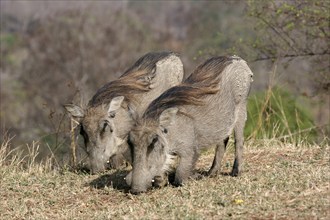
top-left (231, 104), bottom-right (246, 176)
top-left (208, 137), bottom-right (229, 176)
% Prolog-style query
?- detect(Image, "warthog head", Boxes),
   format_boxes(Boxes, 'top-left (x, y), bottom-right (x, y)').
top-left (64, 96), bottom-right (132, 174)
top-left (127, 108), bottom-right (178, 194)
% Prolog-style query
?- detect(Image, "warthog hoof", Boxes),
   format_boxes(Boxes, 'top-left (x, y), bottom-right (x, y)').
top-left (230, 169), bottom-right (241, 177)
top-left (172, 181), bottom-right (184, 187)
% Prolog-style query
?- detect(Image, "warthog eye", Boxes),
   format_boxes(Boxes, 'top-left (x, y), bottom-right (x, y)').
top-left (101, 120), bottom-right (113, 133)
top-left (151, 135), bottom-right (158, 145)
top-left (109, 111), bottom-right (116, 118)
top-left (102, 122), bottom-right (107, 132)
top-left (80, 124), bottom-right (89, 145)
top-left (127, 135), bottom-right (134, 160)
top-left (147, 135), bottom-right (158, 154)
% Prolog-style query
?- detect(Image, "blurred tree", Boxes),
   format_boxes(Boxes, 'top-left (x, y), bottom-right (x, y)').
top-left (183, 1), bottom-right (251, 64)
top-left (247, 0), bottom-right (330, 94)
top-left (246, 0), bottom-right (330, 139)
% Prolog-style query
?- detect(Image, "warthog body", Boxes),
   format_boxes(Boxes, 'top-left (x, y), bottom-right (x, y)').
top-left (64, 52), bottom-right (183, 174)
top-left (127, 56), bottom-right (253, 193)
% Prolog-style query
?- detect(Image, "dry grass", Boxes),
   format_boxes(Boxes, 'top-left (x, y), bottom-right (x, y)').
top-left (0, 137), bottom-right (329, 219)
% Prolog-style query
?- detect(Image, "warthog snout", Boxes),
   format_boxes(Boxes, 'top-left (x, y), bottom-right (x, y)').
top-left (130, 179), bottom-right (152, 194)
top-left (130, 186), bottom-right (148, 195)
top-left (125, 172), bottom-right (132, 186)
top-left (130, 172), bottom-right (153, 194)
top-left (90, 160), bottom-right (109, 174)
top-left (128, 175), bottom-right (167, 194)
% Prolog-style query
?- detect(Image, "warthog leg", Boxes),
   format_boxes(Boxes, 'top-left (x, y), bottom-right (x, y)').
top-left (231, 104), bottom-right (247, 176)
top-left (208, 137), bottom-right (229, 176)
top-left (173, 151), bottom-right (197, 186)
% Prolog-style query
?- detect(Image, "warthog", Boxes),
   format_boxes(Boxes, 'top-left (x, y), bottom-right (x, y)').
top-left (127, 55), bottom-right (253, 193)
top-left (64, 52), bottom-right (183, 174)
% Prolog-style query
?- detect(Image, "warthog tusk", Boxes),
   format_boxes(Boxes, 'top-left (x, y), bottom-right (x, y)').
top-left (107, 160), bottom-right (110, 164)
top-left (151, 179), bottom-right (155, 183)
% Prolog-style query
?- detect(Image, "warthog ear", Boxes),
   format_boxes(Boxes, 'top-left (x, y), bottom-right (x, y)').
top-left (128, 103), bottom-right (138, 121)
top-left (63, 104), bottom-right (85, 118)
top-left (147, 67), bottom-right (156, 80)
top-left (139, 67), bottom-right (156, 89)
top-left (108, 96), bottom-right (124, 117)
top-left (148, 68), bottom-right (157, 89)
top-left (159, 107), bottom-right (178, 128)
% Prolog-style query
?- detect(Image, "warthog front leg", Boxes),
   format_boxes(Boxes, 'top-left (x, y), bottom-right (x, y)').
top-left (173, 152), bottom-right (197, 187)
top-left (208, 137), bottom-right (229, 176)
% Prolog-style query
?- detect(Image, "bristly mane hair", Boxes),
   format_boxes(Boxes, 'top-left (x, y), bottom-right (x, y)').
top-left (144, 56), bottom-right (238, 119)
top-left (88, 51), bottom-right (176, 107)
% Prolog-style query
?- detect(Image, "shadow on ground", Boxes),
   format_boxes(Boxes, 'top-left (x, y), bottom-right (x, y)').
top-left (194, 169), bottom-right (233, 177)
top-left (85, 169), bottom-right (232, 193)
top-left (88, 170), bottom-right (130, 192)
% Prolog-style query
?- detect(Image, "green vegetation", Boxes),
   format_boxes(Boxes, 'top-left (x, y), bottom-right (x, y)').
top-left (0, 33), bottom-right (17, 48)
top-left (0, 33), bottom-right (21, 66)
top-left (246, 88), bottom-right (317, 142)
